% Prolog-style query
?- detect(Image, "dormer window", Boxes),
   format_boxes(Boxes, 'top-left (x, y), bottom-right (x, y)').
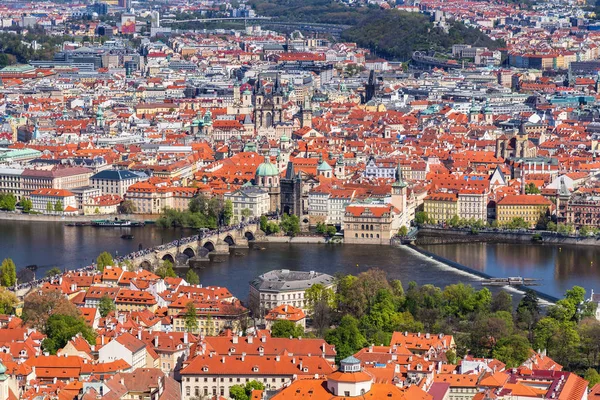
top-left (202, 366), bottom-right (208, 372)
top-left (252, 366), bottom-right (259, 372)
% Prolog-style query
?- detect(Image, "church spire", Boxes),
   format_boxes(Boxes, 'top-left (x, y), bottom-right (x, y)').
top-left (392, 162), bottom-right (406, 188)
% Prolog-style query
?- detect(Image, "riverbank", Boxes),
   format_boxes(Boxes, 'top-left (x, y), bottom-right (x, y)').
top-left (0, 211), bottom-right (157, 223)
top-left (416, 227), bottom-right (600, 247)
top-left (405, 243), bottom-right (558, 304)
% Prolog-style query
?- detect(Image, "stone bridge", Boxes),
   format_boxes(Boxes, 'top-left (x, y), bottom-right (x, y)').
top-left (131, 223), bottom-right (264, 269)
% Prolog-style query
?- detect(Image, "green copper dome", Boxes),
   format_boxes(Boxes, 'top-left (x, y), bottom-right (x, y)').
top-left (317, 160), bottom-right (332, 172)
top-left (256, 156), bottom-right (279, 176)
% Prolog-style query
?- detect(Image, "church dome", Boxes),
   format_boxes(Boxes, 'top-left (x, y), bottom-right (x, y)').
top-left (256, 156), bottom-right (279, 177)
top-left (317, 160), bottom-right (333, 172)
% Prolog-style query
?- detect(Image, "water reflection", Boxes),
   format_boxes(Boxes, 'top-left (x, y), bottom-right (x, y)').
top-left (420, 242), bottom-right (600, 298)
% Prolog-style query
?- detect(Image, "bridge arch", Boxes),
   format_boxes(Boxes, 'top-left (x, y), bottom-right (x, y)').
top-left (140, 260), bottom-right (153, 270)
top-left (162, 253), bottom-right (175, 264)
top-left (183, 248), bottom-right (195, 258)
top-left (223, 235), bottom-right (235, 246)
top-left (203, 241), bottom-right (215, 252)
top-left (244, 231), bottom-right (255, 241)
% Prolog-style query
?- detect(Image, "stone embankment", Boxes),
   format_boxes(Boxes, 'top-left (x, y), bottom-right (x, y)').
top-left (0, 211), bottom-right (155, 223)
top-left (416, 227), bottom-right (600, 247)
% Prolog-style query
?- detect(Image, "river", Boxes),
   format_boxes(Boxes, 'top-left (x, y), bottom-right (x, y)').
top-left (1, 220), bottom-right (598, 300)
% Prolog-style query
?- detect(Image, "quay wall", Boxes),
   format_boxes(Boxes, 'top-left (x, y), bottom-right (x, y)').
top-left (416, 227), bottom-right (600, 247)
top-left (0, 211), bottom-right (155, 223)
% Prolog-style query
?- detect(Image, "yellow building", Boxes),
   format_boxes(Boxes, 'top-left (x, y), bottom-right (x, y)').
top-left (496, 194), bottom-right (551, 228)
top-left (172, 301), bottom-right (248, 336)
top-left (424, 192), bottom-right (458, 224)
top-left (115, 289), bottom-right (158, 312)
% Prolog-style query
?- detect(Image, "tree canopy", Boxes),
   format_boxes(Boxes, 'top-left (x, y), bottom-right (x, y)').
top-left (43, 314), bottom-right (96, 354)
top-left (96, 252), bottom-right (114, 272)
top-left (0, 258), bottom-right (16, 287)
top-left (271, 320), bottom-right (304, 338)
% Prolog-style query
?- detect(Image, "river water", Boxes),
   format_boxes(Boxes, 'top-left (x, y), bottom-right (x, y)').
top-left (1, 220), bottom-right (599, 300)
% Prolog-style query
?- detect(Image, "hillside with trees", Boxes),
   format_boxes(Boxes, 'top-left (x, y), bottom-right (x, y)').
top-left (248, 0), bottom-right (503, 60)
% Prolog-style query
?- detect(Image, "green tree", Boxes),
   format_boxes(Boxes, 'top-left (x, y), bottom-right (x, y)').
top-left (186, 269), bottom-right (200, 285)
top-left (506, 217), bottom-right (529, 229)
top-left (96, 251), bottom-right (113, 273)
top-left (222, 199), bottom-right (233, 226)
top-left (548, 299), bottom-right (577, 322)
top-left (525, 182), bottom-right (541, 194)
top-left (579, 225), bottom-right (591, 237)
top-left (491, 291), bottom-right (513, 313)
top-left (241, 208), bottom-right (252, 220)
top-left (547, 221), bottom-right (557, 231)
top-left (271, 320), bottom-right (304, 338)
top-left (156, 259), bottom-right (177, 278)
top-left (45, 267), bottom-right (62, 277)
top-left (517, 290), bottom-right (540, 342)
top-left (565, 286), bottom-right (586, 306)
top-left (229, 385), bottom-right (248, 400)
top-left (184, 301), bottom-right (198, 333)
top-left (42, 314), bottom-right (96, 354)
top-left (492, 334), bottom-right (531, 367)
top-left (306, 283), bottom-right (335, 336)
top-left (54, 200), bottom-right (63, 212)
top-left (398, 226), bottom-right (409, 237)
top-left (325, 315), bottom-right (367, 362)
top-left (0, 194), bottom-right (16, 211)
top-left (21, 198), bottom-right (33, 212)
top-left (557, 223), bottom-right (574, 235)
top-left (229, 380), bottom-right (265, 400)
top-left (447, 215), bottom-right (460, 228)
top-left (98, 295), bottom-right (115, 318)
top-left (0, 287), bottom-right (17, 314)
top-left (0, 258), bottom-right (16, 287)
top-left (580, 318), bottom-right (600, 368)
top-left (445, 349), bottom-right (457, 364)
top-left (316, 222), bottom-right (327, 234)
top-left (326, 225), bottom-right (337, 237)
top-left (264, 221), bottom-right (280, 235)
top-left (46, 201), bottom-right (53, 213)
top-left (118, 200), bottom-right (137, 214)
top-left (414, 211), bottom-right (428, 225)
top-left (585, 369), bottom-right (600, 389)
top-left (260, 215), bottom-right (268, 232)
top-left (280, 213), bottom-right (300, 236)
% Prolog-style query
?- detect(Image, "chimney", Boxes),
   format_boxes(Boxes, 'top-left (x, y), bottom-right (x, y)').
top-left (241, 352), bottom-right (246, 362)
top-left (137, 330), bottom-right (141, 340)
top-left (183, 332), bottom-right (188, 344)
top-left (222, 356), bottom-right (225, 363)
top-left (101, 336), bottom-right (105, 346)
top-left (154, 336), bottom-right (158, 347)
top-left (232, 335), bottom-right (238, 344)
top-left (276, 355), bottom-right (280, 362)
top-left (261, 335), bottom-right (266, 343)
top-left (247, 336), bottom-right (253, 344)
